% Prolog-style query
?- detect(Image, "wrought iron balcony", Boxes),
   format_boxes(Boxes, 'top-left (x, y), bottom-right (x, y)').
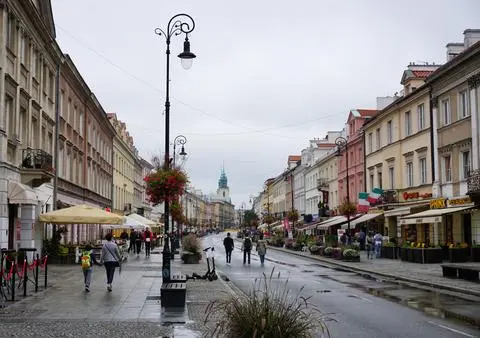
top-left (467, 169), bottom-right (480, 199)
top-left (317, 178), bottom-right (329, 190)
top-left (20, 149), bottom-right (54, 187)
top-left (21, 149), bottom-right (53, 171)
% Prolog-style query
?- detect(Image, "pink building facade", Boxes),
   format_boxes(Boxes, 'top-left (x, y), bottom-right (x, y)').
top-left (337, 109), bottom-right (377, 205)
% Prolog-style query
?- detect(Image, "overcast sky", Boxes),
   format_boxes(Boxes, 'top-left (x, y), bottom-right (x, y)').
top-left (51, 0), bottom-right (479, 208)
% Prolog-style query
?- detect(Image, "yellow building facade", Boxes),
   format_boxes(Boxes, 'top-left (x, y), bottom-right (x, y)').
top-left (108, 113), bottom-right (135, 215)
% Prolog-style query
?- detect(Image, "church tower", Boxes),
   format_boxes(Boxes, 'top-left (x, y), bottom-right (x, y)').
top-left (217, 167), bottom-right (230, 202)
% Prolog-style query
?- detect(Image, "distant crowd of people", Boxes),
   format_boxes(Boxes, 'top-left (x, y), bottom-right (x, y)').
top-left (223, 232), bottom-right (267, 266)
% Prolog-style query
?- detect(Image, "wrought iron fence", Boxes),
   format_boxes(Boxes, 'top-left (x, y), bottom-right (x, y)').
top-left (21, 149), bottom-right (53, 171)
top-left (467, 169), bottom-right (480, 195)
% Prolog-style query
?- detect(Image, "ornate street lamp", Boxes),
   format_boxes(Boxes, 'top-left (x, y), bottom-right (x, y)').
top-left (173, 135), bottom-right (187, 167)
top-left (155, 14), bottom-right (196, 283)
top-left (335, 136), bottom-right (351, 234)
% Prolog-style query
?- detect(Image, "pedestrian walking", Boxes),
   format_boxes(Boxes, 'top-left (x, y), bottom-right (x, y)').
top-left (144, 227), bottom-right (153, 257)
top-left (373, 231), bottom-right (383, 258)
top-left (242, 235), bottom-right (252, 265)
top-left (135, 231), bottom-right (142, 255)
top-left (80, 244), bottom-right (101, 292)
top-left (223, 232), bottom-right (234, 264)
top-left (100, 233), bottom-right (122, 292)
top-left (128, 228), bottom-right (137, 254)
top-left (256, 234), bottom-right (267, 266)
top-left (366, 232), bottom-right (374, 259)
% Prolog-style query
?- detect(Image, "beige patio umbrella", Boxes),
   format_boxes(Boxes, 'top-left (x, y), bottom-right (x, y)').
top-left (39, 204), bottom-right (123, 224)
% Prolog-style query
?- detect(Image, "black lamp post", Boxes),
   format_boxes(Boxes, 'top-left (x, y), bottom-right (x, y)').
top-left (155, 14), bottom-right (196, 283)
top-left (335, 136), bottom-right (351, 235)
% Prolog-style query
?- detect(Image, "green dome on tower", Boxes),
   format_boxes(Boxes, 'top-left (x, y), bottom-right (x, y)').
top-left (218, 167), bottom-right (228, 189)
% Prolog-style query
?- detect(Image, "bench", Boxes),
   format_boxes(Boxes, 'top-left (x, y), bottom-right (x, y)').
top-left (441, 264), bottom-right (480, 281)
top-left (160, 282), bottom-right (186, 308)
top-left (171, 273), bottom-right (187, 283)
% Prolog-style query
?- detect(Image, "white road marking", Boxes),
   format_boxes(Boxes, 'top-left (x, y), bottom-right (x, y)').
top-left (349, 293), bottom-right (373, 303)
top-left (427, 321), bottom-right (476, 337)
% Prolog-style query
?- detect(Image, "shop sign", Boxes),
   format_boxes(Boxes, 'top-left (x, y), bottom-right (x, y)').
top-left (447, 196), bottom-right (472, 207)
top-left (403, 191), bottom-right (433, 200)
top-left (430, 198), bottom-right (447, 209)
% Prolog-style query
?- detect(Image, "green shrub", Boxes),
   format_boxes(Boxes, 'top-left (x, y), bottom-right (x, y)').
top-left (204, 269), bottom-right (330, 337)
top-left (324, 247), bottom-right (333, 256)
top-left (309, 245), bottom-right (320, 253)
top-left (343, 249), bottom-right (360, 258)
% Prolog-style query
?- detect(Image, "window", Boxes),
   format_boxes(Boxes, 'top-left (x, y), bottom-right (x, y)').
top-left (60, 91), bottom-right (64, 117)
top-left (67, 99), bottom-right (72, 125)
top-left (79, 111), bottom-right (84, 137)
top-left (32, 49), bottom-right (37, 78)
top-left (443, 155), bottom-right (451, 182)
top-left (442, 99), bottom-right (451, 125)
top-left (19, 108), bottom-right (27, 143)
top-left (462, 151), bottom-right (471, 180)
top-left (417, 104), bottom-right (425, 130)
top-left (388, 167), bottom-right (394, 189)
top-left (73, 105), bottom-right (77, 130)
top-left (387, 120), bottom-right (393, 144)
top-left (20, 34), bottom-right (27, 65)
top-left (405, 111), bottom-right (411, 136)
top-left (376, 128), bottom-right (381, 149)
top-left (406, 162), bottom-right (414, 187)
top-left (368, 133), bottom-right (373, 153)
top-left (419, 158), bottom-right (427, 184)
top-left (459, 90), bottom-right (470, 118)
top-left (377, 172), bottom-right (382, 189)
top-left (6, 15), bottom-right (16, 50)
top-left (5, 96), bottom-right (13, 135)
top-left (369, 173), bottom-right (374, 191)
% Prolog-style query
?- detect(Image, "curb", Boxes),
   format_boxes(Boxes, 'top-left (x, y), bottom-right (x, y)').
top-left (265, 245), bottom-right (480, 298)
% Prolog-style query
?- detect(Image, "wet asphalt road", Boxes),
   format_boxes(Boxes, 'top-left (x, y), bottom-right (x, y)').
top-left (203, 234), bottom-right (479, 338)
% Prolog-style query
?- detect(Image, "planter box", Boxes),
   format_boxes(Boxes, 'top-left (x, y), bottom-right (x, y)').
top-left (413, 248), bottom-right (423, 263)
top-left (407, 248), bottom-right (415, 262)
top-left (449, 248), bottom-right (468, 263)
top-left (471, 247), bottom-right (480, 262)
top-left (383, 246), bottom-right (395, 259)
top-left (401, 248), bottom-right (409, 261)
top-left (424, 248), bottom-right (443, 263)
top-left (343, 256), bottom-right (360, 262)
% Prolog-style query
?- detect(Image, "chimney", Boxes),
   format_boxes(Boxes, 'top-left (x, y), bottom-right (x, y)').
top-left (446, 43), bottom-right (464, 61)
top-left (376, 96), bottom-right (396, 110)
top-left (464, 29), bottom-right (480, 49)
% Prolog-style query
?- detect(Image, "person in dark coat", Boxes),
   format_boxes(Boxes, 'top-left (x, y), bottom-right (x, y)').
top-left (223, 232), bottom-right (234, 264)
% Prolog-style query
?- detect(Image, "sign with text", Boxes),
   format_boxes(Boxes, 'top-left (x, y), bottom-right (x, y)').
top-left (447, 196), bottom-right (472, 207)
top-left (430, 198), bottom-right (447, 209)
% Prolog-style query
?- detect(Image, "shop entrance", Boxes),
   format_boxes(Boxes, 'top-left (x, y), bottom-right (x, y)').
top-left (463, 213), bottom-right (472, 246)
top-left (8, 204), bottom-right (18, 250)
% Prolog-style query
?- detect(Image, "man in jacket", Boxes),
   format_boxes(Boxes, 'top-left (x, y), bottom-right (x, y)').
top-left (223, 232), bottom-right (234, 264)
top-left (242, 235), bottom-right (252, 265)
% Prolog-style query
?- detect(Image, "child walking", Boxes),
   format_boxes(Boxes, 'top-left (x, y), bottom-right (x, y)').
top-left (81, 244), bottom-right (101, 292)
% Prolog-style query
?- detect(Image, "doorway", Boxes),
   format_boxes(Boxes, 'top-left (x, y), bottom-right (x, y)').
top-left (463, 213), bottom-right (472, 246)
top-left (8, 204), bottom-right (18, 250)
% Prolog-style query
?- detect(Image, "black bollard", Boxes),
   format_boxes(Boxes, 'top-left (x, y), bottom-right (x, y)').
top-left (35, 254), bottom-right (39, 292)
top-left (44, 256), bottom-right (48, 289)
top-left (23, 260), bottom-right (27, 297)
top-left (11, 262), bottom-right (15, 301)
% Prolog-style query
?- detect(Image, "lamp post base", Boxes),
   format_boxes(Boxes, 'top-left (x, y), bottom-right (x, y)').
top-left (162, 243), bottom-right (171, 283)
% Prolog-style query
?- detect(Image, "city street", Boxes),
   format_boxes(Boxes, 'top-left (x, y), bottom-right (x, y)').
top-left (205, 233), bottom-right (480, 338)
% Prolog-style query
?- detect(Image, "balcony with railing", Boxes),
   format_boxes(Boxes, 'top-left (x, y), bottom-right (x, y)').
top-left (467, 169), bottom-right (480, 202)
top-left (20, 149), bottom-right (54, 187)
top-left (317, 177), bottom-right (329, 190)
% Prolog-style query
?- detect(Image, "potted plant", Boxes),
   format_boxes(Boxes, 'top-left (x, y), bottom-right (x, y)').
top-left (308, 245), bottom-right (321, 255)
top-left (180, 234), bottom-right (202, 264)
top-left (287, 209), bottom-right (299, 223)
top-left (423, 246), bottom-right (443, 264)
top-left (324, 247), bottom-right (333, 257)
top-left (383, 242), bottom-right (396, 259)
top-left (343, 248), bottom-right (360, 262)
top-left (400, 242), bottom-right (409, 261)
top-left (332, 247), bottom-right (343, 260)
top-left (471, 243), bottom-right (480, 262)
top-left (448, 243), bottom-right (469, 263)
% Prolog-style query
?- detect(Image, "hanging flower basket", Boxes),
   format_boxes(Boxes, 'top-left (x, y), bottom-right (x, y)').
top-left (170, 200), bottom-right (184, 223)
top-left (287, 209), bottom-right (299, 222)
top-left (144, 166), bottom-right (188, 205)
top-left (263, 214), bottom-right (275, 225)
top-left (338, 200), bottom-right (357, 218)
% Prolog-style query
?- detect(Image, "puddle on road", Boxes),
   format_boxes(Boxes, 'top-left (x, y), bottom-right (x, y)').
top-left (316, 272), bottom-right (480, 328)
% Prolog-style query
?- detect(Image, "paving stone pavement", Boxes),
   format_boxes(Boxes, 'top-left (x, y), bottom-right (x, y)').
top-left (267, 245), bottom-right (480, 296)
top-left (0, 248), bottom-right (239, 337)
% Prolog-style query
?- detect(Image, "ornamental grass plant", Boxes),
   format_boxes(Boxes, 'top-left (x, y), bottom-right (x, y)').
top-left (204, 269), bottom-right (331, 338)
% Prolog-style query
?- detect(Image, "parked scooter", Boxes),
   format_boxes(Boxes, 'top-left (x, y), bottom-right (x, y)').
top-left (203, 246), bottom-right (218, 281)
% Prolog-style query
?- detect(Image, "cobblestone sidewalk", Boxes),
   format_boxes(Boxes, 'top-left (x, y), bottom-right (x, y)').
top-left (0, 249), bottom-right (240, 337)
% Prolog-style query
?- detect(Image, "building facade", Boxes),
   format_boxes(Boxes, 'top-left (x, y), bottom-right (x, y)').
top-left (107, 113), bottom-right (135, 215)
top-left (0, 0), bottom-right (61, 250)
top-left (338, 109), bottom-right (376, 206)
